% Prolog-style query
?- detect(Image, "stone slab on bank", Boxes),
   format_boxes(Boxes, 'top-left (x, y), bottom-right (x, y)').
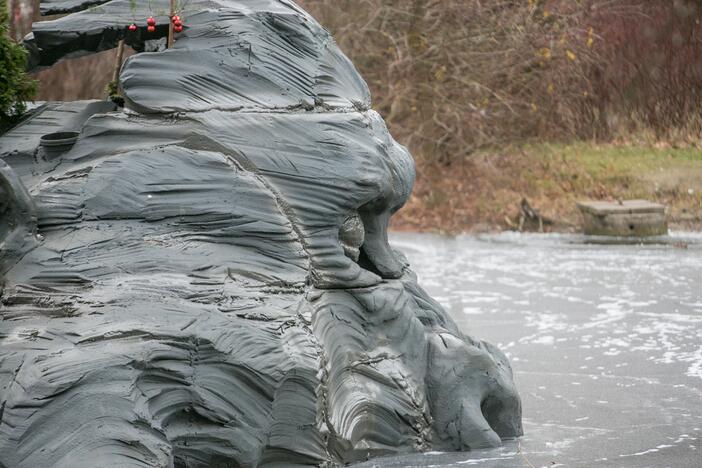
top-left (577, 199), bottom-right (668, 236)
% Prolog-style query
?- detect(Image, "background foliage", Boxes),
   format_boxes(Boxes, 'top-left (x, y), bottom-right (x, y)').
top-left (299, 0), bottom-right (702, 164)
top-left (0, 0), bottom-right (35, 126)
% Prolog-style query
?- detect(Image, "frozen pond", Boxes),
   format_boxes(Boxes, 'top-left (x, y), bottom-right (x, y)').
top-left (357, 232), bottom-right (702, 468)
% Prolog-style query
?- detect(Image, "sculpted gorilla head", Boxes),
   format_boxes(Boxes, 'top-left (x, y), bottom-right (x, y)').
top-left (0, 1), bottom-right (521, 467)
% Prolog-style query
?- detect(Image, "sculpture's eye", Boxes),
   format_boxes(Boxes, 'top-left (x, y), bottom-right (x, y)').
top-left (339, 212), bottom-right (365, 262)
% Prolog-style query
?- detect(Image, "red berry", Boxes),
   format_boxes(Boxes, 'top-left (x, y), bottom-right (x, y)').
top-left (146, 16), bottom-right (155, 26)
top-left (128, 23), bottom-right (137, 32)
top-left (174, 25), bottom-right (183, 33)
top-left (172, 15), bottom-right (180, 22)
top-left (173, 19), bottom-right (182, 27)
top-left (147, 25), bottom-right (155, 33)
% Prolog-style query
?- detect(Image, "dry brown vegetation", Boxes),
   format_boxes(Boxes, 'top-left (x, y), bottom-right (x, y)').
top-left (300, 0), bottom-right (702, 159)
top-left (32, 47), bottom-right (132, 101)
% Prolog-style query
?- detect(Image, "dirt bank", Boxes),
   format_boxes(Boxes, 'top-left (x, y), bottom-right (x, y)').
top-left (391, 143), bottom-right (702, 234)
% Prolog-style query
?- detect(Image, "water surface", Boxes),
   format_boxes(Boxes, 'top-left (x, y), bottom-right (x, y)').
top-left (356, 232), bottom-right (702, 467)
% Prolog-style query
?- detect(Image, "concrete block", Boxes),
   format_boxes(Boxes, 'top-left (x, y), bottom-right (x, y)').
top-left (577, 200), bottom-right (668, 237)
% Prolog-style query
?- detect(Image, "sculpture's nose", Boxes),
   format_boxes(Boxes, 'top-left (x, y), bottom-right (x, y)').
top-left (356, 142), bottom-right (415, 280)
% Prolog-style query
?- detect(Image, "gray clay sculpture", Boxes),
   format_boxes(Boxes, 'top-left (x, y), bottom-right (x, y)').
top-left (0, 1), bottom-right (522, 466)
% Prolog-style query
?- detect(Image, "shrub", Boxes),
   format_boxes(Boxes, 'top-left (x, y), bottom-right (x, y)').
top-left (0, 1), bottom-right (36, 126)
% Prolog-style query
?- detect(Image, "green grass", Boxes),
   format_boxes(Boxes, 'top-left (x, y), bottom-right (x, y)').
top-left (514, 142), bottom-right (702, 227)
top-left (511, 142), bottom-right (702, 184)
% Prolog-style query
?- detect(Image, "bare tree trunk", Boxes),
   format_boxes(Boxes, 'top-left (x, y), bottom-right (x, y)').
top-left (167, 0), bottom-right (174, 48)
top-left (112, 39), bottom-right (125, 83)
top-left (8, 0), bottom-right (36, 41)
top-left (8, 0), bottom-right (16, 40)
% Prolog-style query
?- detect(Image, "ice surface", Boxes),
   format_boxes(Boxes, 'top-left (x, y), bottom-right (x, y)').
top-left (368, 232), bottom-right (702, 467)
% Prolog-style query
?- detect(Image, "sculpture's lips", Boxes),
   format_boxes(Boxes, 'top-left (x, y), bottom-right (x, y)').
top-left (339, 211), bottom-right (404, 280)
